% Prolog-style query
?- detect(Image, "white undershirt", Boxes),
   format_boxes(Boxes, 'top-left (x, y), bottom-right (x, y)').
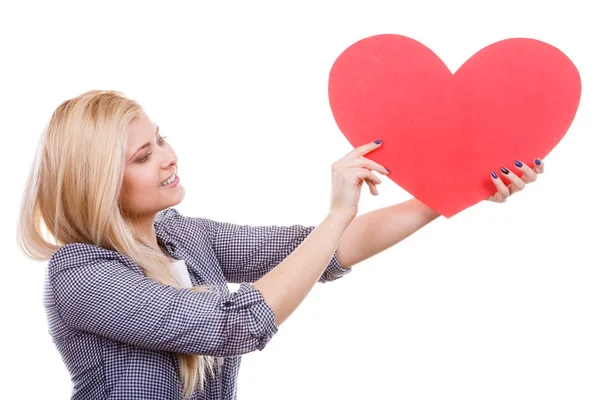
top-left (170, 259), bottom-right (193, 288)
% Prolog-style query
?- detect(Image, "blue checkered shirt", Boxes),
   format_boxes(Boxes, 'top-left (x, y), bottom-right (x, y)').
top-left (43, 207), bottom-right (352, 399)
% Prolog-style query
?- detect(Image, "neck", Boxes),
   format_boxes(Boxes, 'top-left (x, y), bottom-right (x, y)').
top-left (128, 212), bottom-right (160, 252)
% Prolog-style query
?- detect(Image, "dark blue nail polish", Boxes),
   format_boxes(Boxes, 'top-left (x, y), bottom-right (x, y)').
top-left (535, 158), bottom-right (541, 166)
top-left (500, 167), bottom-right (510, 175)
top-left (514, 160), bottom-right (523, 168)
top-left (374, 140), bottom-right (382, 144)
top-left (385, 167), bottom-right (390, 172)
top-left (491, 172), bottom-right (498, 179)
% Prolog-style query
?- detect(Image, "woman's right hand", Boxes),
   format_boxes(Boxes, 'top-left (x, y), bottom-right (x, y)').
top-left (328, 140), bottom-right (390, 222)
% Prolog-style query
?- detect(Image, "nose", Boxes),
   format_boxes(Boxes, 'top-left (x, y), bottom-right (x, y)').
top-left (160, 147), bottom-right (177, 171)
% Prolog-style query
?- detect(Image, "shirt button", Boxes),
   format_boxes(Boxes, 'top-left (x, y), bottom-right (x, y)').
top-left (223, 301), bottom-right (233, 307)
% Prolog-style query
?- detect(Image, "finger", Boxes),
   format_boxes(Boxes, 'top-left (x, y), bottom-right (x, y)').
top-left (366, 180), bottom-right (379, 196)
top-left (499, 166), bottom-right (526, 194)
top-left (351, 168), bottom-right (382, 187)
top-left (365, 174), bottom-right (381, 195)
top-left (489, 171), bottom-right (510, 202)
top-left (346, 140), bottom-right (383, 159)
top-left (533, 158), bottom-right (545, 174)
top-left (344, 156), bottom-right (390, 176)
top-left (512, 160), bottom-right (537, 183)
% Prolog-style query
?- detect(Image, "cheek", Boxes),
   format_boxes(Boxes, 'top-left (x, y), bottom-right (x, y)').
top-left (122, 171), bottom-right (158, 202)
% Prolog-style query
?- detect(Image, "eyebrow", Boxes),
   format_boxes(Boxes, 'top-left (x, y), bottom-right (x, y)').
top-left (129, 126), bottom-right (160, 161)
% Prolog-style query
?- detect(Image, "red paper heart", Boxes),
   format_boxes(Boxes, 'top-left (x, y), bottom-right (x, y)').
top-left (328, 34), bottom-right (581, 217)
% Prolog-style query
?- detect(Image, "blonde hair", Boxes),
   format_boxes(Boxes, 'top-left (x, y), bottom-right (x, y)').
top-left (17, 89), bottom-right (217, 399)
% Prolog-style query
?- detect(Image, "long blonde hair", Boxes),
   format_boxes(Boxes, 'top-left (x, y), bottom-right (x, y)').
top-left (17, 89), bottom-right (217, 399)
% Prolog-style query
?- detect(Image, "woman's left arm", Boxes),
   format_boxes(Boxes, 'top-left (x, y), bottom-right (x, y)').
top-left (335, 197), bottom-right (439, 269)
top-left (336, 158), bottom-right (545, 269)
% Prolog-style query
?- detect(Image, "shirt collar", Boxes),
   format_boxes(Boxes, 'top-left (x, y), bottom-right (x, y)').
top-left (153, 210), bottom-right (177, 254)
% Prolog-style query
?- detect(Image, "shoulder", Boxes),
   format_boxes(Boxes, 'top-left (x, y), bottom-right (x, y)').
top-left (47, 242), bottom-right (133, 278)
top-left (154, 207), bottom-right (225, 244)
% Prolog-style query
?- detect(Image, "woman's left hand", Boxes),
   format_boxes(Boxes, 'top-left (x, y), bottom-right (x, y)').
top-left (487, 158), bottom-right (545, 203)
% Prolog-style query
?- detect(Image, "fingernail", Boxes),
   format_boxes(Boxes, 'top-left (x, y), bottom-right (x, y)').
top-left (491, 171), bottom-right (498, 179)
top-left (385, 167), bottom-right (390, 172)
top-left (535, 158), bottom-right (541, 165)
top-left (374, 140), bottom-right (382, 144)
top-left (514, 160), bottom-right (523, 168)
top-left (500, 167), bottom-right (510, 175)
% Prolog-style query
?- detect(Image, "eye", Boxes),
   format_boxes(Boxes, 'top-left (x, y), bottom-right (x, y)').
top-left (137, 150), bottom-right (152, 163)
top-left (135, 136), bottom-right (168, 164)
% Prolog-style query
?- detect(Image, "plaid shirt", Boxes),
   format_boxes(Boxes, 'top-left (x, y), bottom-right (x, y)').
top-left (44, 207), bottom-right (352, 399)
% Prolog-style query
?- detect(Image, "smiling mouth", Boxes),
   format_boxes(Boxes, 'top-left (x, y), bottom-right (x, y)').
top-left (160, 174), bottom-right (177, 186)
top-left (160, 167), bottom-right (178, 186)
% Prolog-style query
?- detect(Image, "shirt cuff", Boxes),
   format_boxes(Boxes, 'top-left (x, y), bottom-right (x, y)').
top-left (318, 250), bottom-right (353, 283)
top-left (220, 282), bottom-right (279, 351)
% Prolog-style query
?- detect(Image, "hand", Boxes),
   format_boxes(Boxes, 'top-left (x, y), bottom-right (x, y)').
top-left (487, 158), bottom-right (545, 203)
top-left (329, 140), bottom-right (390, 221)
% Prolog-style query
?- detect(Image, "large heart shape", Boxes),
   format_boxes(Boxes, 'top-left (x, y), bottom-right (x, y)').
top-left (328, 34), bottom-right (581, 217)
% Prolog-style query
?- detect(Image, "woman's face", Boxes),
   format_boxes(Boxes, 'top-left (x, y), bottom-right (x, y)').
top-left (120, 113), bottom-right (185, 218)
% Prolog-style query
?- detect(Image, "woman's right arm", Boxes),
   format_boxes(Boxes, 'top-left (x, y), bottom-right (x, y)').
top-left (254, 139), bottom-right (388, 327)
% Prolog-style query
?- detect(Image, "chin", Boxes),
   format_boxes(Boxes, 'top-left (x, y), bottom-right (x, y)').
top-left (166, 187), bottom-right (186, 207)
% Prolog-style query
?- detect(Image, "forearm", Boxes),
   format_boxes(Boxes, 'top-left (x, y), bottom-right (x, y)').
top-left (254, 212), bottom-right (352, 326)
top-left (336, 198), bottom-right (440, 268)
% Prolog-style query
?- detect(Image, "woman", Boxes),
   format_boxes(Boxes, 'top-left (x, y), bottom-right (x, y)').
top-left (17, 90), bottom-right (544, 400)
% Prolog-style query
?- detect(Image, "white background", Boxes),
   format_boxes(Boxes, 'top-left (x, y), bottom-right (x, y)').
top-left (2, 1), bottom-right (599, 399)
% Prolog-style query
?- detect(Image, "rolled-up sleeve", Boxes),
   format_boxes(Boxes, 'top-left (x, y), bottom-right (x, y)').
top-left (317, 249), bottom-right (352, 283)
top-left (192, 217), bottom-right (353, 284)
top-left (48, 246), bottom-right (278, 357)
